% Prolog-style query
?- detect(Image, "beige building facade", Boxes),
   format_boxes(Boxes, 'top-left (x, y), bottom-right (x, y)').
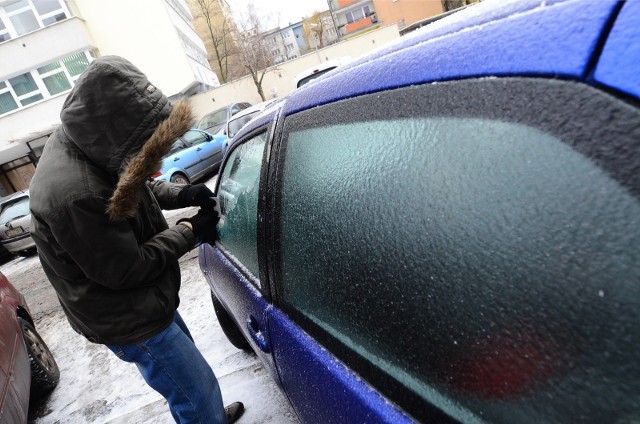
top-left (373, 0), bottom-right (444, 31)
top-left (186, 0), bottom-right (244, 84)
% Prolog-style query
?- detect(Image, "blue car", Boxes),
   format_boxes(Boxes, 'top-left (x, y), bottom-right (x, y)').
top-left (153, 129), bottom-right (227, 185)
top-left (199, 0), bottom-right (640, 422)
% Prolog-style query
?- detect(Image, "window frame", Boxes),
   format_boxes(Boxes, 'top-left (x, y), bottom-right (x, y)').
top-left (0, 0), bottom-right (69, 41)
top-left (181, 129), bottom-right (210, 147)
top-left (268, 77), bottom-right (640, 422)
top-left (213, 121), bottom-right (278, 296)
top-left (0, 51), bottom-right (91, 117)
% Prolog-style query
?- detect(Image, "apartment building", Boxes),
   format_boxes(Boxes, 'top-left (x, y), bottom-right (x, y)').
top-left (261, 10), bottom-right (340, 66)
top-left (264, 24), bottom-right (301, 65)
top-left (0, 0), bottom-right (218, 195)
top-left (327, 0), bottom-right (378, 38)
top-left (303, 10), bottom-right (339, 51)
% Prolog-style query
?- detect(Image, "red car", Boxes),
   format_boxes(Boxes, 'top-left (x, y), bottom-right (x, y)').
top-left (0, 271), bottom-right (59, 423)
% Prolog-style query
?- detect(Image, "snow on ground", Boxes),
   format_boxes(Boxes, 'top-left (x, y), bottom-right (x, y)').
top-left (3, 176), bottom-right (300, 424)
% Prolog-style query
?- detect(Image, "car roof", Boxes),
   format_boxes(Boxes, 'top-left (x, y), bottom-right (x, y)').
top-left (226, 99), bottom-right (283, 146)
top-left (235, 0), bottom-right (636, 141)
top-left (282, 0), bottom-right (627, 116)
top-left (203, 105), bottom-right (232, 117)
top-left (228, 99), bottom-right (279, 122)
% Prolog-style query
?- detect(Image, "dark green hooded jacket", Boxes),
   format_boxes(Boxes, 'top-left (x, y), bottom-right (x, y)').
top-left (30, 56), bottom-right (197, 345)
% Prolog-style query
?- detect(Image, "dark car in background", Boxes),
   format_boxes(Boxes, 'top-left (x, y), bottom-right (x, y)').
top-left (0, 271), bottom-right (59, 423)
top-left (196, 102), bottom-right (252, 135)
top-left (0, 191), bottom-right (37, 257)
top-left (152, 129), bottom-right (227, 185)
top-left (200, 0), bottom-right (640, 423)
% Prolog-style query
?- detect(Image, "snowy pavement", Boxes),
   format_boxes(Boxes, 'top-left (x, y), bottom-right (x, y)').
top-left (3, 176), bottom-right (300, 424)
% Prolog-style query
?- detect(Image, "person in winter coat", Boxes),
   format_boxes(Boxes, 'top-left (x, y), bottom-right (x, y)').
top-left (29, 56), bottom-right (244, 424)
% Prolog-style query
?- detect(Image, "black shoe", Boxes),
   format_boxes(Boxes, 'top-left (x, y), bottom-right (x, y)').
top-left (225, 401), bottom-right (245, 424)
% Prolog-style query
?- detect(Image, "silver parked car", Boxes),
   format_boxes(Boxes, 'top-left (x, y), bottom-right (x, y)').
top-left (225, 98), bottom-right (282, 141)
top-left (0, 191), bottom-right (36, 257)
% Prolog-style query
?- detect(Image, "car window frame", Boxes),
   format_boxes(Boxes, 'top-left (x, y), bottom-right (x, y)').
top-left (267, 77), bottom-right (640, 422)
top-left (167, 138), bottom-right (188, 156)
top-left (213, 119), bottom-right (280, 298)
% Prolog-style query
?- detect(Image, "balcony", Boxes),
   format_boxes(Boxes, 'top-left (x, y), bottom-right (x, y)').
top-left (344, 16), bottom-right (376, 34)
top-left (0, 17), bottom-right (95, 79)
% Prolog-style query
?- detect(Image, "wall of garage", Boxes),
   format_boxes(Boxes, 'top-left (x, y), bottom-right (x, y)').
top-left (188, 24), bottom-right (401, 120)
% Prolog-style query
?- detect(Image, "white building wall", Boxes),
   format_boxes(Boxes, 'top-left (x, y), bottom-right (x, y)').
top-left (0, 17), bottom-right (94, 79)
top-left (72, 0), bottom-right (195, 96)
top-left (189, 24), bottom-right (399, 118)
top-left (0, 0), bottom-right (220, 155)
top-left (164, 0), bottom-right (218, 88)
top-left (0, 95), bottom-right (67, 146)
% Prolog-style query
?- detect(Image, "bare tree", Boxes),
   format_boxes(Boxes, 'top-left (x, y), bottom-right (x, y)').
top-left (441, 0), bottom-right (477, 12)
top-left (303, 11), bottom-right (326, 50)
top-left (235, 3), bottom-right (278, 100)
top-left (190, 0), bottom-right (241, 83)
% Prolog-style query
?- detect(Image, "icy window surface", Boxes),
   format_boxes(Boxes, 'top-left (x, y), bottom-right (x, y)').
top-left (279, 117), bottom-right (640, 423)
top-left (217, 131), bottom-right (267, 278)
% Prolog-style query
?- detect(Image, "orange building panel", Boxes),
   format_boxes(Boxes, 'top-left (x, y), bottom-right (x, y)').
top-left (372, 0), bottom-right (444, 28)
top-left (345, 17), bottom-right (373, 33)
top-left (337, 0), bottom-right (359, 8)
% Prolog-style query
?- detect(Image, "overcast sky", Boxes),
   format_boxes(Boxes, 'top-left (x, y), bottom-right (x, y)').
top-left (227, 0), bottom-right (331, 28)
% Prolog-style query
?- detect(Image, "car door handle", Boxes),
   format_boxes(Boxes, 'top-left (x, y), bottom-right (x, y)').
top-left (173, 157), bottom-right (180, 161)
top-left (246, 315), bottom-right (269, 353)
top-left (197, 147), bottom-right (203, 151)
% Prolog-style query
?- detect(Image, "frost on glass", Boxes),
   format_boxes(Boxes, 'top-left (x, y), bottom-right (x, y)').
top-left (279, 117), bottom-right (640, 423)
top-left (217, 132), bottom-right (267, 278)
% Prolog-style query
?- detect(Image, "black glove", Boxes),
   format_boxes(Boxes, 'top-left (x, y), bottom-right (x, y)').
top-left (178, 208), bottom-right (219, 245)
top-left (178, 184), bottom-right (216, 209)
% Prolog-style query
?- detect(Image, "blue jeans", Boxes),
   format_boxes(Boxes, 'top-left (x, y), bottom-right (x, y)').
top-left (106, 311), bottom-right (226, 424)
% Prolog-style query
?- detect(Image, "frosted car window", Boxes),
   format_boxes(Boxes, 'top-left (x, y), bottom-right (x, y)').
top-left (278, 117), bottom-right (640, 423)
top-left (217, 132), bottom-right (267, 279)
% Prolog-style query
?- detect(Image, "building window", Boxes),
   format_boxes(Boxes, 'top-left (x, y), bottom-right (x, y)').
top-left (9, 72), bottom-right (43, 106)
top-left (38, 62), bottom-right (70, 95)
top-left (176, 29), bottom-right (210, 68)
top-left (8, 9), bottom-right (40, 35)
top-left (345, 7), bottom-right (368, 24)
top-left (0, 91), bottom-right (19, 115)
top-left (0, 0), bottom-right (69, 42)
top-left (62, 51), bottom-right (90, 76)
top-left (0, 50), bottom-right (91, 117)
top-left (0, 18), bottom-right (11, 42)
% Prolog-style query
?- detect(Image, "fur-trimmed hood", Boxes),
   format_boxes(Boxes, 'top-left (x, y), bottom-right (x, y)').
top-left (59, 56), bottom-right (193, 220)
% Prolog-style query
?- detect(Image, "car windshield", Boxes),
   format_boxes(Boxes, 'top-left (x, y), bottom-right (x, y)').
top-left (198, 109), bottom-right (229, 129)
top-left (0, 197), bottom-right (30, 224)
top-left (228, 112), bottom-right (260, 138)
